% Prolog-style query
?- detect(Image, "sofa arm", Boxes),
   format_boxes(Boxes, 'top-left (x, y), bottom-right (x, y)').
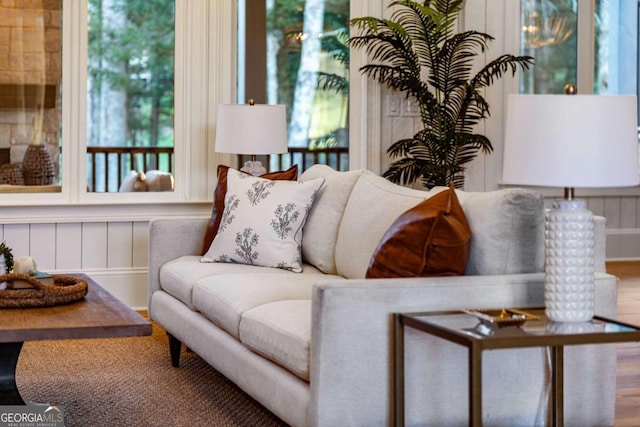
top-left (309, 272), bottom-right (617, 427)
top-left (148, 217), bottom-right (208, 304)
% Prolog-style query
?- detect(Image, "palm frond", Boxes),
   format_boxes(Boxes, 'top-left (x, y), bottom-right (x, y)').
top-left (470, 54), bottom-right (534, 88)
top-left (317, 72), bottom-right (348, 94)
top-left (359, 64), bottom-right (425, 98)
top-left (383, 157), bottom-right (425, 185)
top-left (431, 31), bottom-right (493, 93)
top-left (387, 137), bottom-right (424, 159)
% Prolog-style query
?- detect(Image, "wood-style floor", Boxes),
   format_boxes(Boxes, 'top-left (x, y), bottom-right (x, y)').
top-left (606, 261), bottom-right (640, 426)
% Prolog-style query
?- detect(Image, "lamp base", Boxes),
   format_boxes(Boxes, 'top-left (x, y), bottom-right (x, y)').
top-left (240, 160), bottom-right (267, 176)
top-left (544, 199), bottom-right (595, 322)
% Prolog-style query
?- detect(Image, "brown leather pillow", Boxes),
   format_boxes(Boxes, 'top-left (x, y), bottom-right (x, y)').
top-left (366, 183), bottom-right (471, 278)
top-left (200, 164), bottom-right (298, 255)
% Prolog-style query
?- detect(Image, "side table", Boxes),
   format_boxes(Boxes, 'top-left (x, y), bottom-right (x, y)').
top-left (394, 308), bottom-right (640, 427)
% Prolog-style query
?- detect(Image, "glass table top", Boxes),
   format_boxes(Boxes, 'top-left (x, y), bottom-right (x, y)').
top-left (403, 308), bottom-right (640, 345)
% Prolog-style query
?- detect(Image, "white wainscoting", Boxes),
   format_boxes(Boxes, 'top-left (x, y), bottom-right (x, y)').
top-left (586, 196), bottom-right (640, 260)
top-left (0, 221), bottom-right (152, 310)
top-left (541, 195), bottom-right (640, 260)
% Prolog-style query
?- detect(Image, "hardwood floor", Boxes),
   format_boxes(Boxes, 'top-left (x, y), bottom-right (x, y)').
top-left (606, 261), bottom-right (640, 426)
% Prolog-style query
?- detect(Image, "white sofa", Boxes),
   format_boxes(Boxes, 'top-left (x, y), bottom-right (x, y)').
top-left (148, 165), bottom-right (617, 427)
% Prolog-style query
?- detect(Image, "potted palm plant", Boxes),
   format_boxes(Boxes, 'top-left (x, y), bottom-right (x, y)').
top-left (349, 0), bottom-right (534, 189)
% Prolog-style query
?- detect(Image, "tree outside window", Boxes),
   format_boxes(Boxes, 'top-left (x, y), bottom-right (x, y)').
top-left (242, 0), bottom-right (349, 172)
top-left (87, 0), bottom-right (175, 192)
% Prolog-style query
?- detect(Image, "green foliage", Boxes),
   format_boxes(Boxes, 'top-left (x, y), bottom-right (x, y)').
top-left (267, 0), bottom-right (350, 144)
top-left (0, 242), bottom-right (13, 272)
top-left (88, 0), bottom-right (175, 148)
top-left (317, 28), bottom-right (349, 95)
top-left (350, 0), bottom-right (534, 189)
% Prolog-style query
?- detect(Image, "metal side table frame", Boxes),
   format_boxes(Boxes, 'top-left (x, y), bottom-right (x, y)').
top-left (394, 308), bottom-right (640, 427)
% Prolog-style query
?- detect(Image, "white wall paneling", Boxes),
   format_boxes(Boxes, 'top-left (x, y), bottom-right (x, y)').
top-left (132, 222), bottom-right (149, 268)
top-left (81, 223), bottom-right (108, 270)
top-left (107, 222), bottom-right (134, 269)
top-left (55, 223), bottom-right (83, 271)
top-left (4, 225), bottom-right (30, 262)
top-left (29, 224), bottom-right (56, 271)
top-left (0, 221), bottom-right (153, 309)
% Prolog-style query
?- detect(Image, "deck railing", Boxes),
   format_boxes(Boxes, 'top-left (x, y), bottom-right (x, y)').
top-left (239, 147), bottom-right (349, 174)
top-left (87, 146), bottom-right (174, 192)
top-left (86, 146), bottom-right (349, 192)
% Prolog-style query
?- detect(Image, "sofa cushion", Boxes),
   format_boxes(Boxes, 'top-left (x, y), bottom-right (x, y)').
top-left (160, 255), bottom-right (287, 310)
top-left (335, 172), bottom-right (438, 279)
top-left (200, 164), bottom-right (298, 255)
top-left (201, 168), bottom-right (324, 272)
top-left (299, 165), bottom-right (364, 274)
top-left (440, 186), bottom-right (545, 275)
top-left (366, 184), bottom-right (471, 278)
top-left (192, 268), bottom-right (343, 339)
top-left (240, 300), bottom-right (311, 381)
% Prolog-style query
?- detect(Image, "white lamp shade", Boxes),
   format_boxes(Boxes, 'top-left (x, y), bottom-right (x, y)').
top-left (215, 104), bottom-right (288, 155)
top-left (503, 94), bottom-right (640, 188)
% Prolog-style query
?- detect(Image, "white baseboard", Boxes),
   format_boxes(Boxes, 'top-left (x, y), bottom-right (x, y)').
top-left (607, 229), bottom-right (640, 260)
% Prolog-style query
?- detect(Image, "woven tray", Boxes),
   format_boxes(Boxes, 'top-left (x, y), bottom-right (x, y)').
top-left (0, 273), bottom-right (88, 308)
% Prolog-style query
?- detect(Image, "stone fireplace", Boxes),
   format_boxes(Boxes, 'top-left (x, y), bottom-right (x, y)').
top-left (0, 0), bottom-right (62, 185)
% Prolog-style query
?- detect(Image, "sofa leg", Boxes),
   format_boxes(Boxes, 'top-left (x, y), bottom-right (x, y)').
top-left (167, 333), bottom-right (182, 367)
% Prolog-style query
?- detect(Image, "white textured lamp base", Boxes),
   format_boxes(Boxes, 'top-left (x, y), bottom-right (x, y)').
top-left (545, 199), bottom-right (595, 322)
top-left (240, 160), bottom-right (267, 176)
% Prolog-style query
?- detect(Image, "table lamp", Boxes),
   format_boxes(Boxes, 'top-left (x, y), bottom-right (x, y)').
top-left (215, 100), bottom-right (288, 176)
top-left (503, 85), bottom-right (639, 322)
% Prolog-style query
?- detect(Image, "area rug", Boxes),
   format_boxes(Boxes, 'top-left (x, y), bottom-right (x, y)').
top-left (15, 322), bottom-right (288, 427)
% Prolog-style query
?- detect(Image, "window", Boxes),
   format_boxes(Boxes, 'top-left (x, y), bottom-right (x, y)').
top-left (239, 0), bottom-right (350, 173)
top-left (519, 0), bottom-right (638, 99)
top-left (0, 1), bottom-right (62, 191)
top-left (592, 1), bottom-right (637, 97)
top-left (519, 0), bottom-right (577, 94)
top-left (87, 0), bottom-right (175, 192)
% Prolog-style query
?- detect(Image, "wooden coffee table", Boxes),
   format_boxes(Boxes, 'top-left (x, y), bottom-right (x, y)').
top-left (0, 274), bottom-right (152, 405)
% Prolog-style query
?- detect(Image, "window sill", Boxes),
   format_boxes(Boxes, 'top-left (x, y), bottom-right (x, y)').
top-left (0, 201), bottom-right (213, 224)
top-left (0, 185), bottom-right (62, 193)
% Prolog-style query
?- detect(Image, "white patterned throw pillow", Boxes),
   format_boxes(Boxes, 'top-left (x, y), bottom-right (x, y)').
top-left (201, 168), bottom-right (325, 272)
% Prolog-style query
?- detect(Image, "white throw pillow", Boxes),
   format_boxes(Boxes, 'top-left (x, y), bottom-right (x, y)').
top-left (201, 168), bottom-right (325, 272)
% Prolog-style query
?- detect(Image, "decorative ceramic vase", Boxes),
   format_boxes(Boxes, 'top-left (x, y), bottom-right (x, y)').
top-left (544, 199), bottom-right (595, 322)
top-left (22, 144), bottom-right (56, 185)
top-left (0, 163), bottom-right (24, 185)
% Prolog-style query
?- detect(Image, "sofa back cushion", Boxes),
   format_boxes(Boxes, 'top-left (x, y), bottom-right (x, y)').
top-left (446, 186), bottom-right (545, 275)
top-left (335, 172), bottom-right (436, 279)
top-left (299, 165), bottom-right (364, 274)
top-left (335, 173), bottom-right (545, 279)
